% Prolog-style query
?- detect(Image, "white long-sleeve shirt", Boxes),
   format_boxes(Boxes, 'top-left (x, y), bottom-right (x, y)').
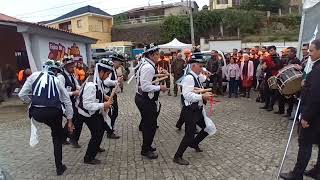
top-left (57, 71), bottom-right (80, 96)
top-left (182, 71), bottom-right (203, 106)
top-left (136, 58), bottom-right (160, 93)
top-left (104, 68), bottom-right (118, 87)
top-left (19, 71), bottom-right (74, 119)
top-left (77, 82), bottom-right (105, 117)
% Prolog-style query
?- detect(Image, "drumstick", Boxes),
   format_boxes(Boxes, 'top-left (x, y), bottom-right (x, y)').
top-left (152, 76), bottom-right (168, 84)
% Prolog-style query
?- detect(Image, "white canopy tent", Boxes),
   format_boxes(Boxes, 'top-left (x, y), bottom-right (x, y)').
top-left (158, 38), bottom-right (192, 50)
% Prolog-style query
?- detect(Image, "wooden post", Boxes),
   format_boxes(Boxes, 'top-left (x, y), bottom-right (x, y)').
top-left (237, 27), bottom-right (240, 39)
top-left (220, 22), bottom-right (224, 37)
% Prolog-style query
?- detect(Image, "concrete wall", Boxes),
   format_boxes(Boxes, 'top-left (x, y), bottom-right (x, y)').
top-left (211, 0), bottom-right (233, 10)
top-left (71, 16), bottom-right (89, 34)
top-left (200, 38), bottom-right (299, 53)
top-left (164, 6), bottom-right (189, 16)
top-left (112, 22), bottom-right (161, 44)
top-left (28, 35), bottom-right (88, 69)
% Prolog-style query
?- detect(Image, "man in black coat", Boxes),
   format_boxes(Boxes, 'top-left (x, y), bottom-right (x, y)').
top-left (280, 39), bottom-right (320, 180)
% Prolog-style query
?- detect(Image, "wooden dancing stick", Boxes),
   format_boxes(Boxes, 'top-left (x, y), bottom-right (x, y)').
top-left (192, 88), bottom-right (213, 94)
top-left (152, 76), bottom-right (168, 84)
top-left (104, 83), bottom-right (120, 111)
top-left (154, 73), bottom-right (170, 78)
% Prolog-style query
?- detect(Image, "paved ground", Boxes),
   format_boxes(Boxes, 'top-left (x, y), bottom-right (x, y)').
top-left (0, 75), bottom-right (319, 180)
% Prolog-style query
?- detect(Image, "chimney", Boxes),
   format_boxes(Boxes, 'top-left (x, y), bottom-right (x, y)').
top-left (161, 1), bottom-right (164, 6)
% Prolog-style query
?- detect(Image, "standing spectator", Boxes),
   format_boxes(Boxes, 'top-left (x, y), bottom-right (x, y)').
top-left (18, 68), bottom-right (32, 87)
top-left (206, 50), bottom-right (221, 94)
top-left (75, 62), bottom-right (86, 85)
top-left (116, 64), bottom-right (126, 93)
top-left (240, 54), bottom-right (254, 98)
top-left (226, 58), bottom-right (240, 98)
top-left (256, 57), bottom-right (265, 103)
top-left (171, 53), bottom-right (186, 97)
top-left (158, 51), bottom-right (171, 96)
top-left (4, 64), bottom-right (15, 98)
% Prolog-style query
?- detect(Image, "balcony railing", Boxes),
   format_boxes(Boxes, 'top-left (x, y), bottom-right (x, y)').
top-left (114, 15), bottom-right (165, 25)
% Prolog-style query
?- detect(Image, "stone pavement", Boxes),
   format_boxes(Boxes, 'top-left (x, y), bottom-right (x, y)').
top-left (0, 80), bottom-right (318, 180)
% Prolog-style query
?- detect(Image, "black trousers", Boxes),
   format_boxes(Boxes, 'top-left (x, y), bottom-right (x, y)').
top-left (175, 106), bottom-right (209, 158)
top-left (63, 108), bottom-right (84, 142)
top-left (293, 125), bottom-right (320, 175)
top-left (264, 81), bottom-right (276, 108)
top-left (78, 113), bottom-right (105, 161)
top-left (277, 95), bottom-right (296, 115)
top-left (109, 95), bottom-right (118, 131)
top-left (135, 93), bottom-right (158, 152)
top-left (29, 107), bottom-right (64, 170)
top-left (173, 76), bottom-right (182, 95)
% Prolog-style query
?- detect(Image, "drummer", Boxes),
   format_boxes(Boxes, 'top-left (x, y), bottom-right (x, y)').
top-left (281, 47), bottom-right (302, 120)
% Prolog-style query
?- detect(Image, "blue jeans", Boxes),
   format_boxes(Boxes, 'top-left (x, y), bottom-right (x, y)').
top-left (229, 77), bottom-right (238, 96)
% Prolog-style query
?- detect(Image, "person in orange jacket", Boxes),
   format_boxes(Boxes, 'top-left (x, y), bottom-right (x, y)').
top-left (75, 62), bottom-right (86, 85)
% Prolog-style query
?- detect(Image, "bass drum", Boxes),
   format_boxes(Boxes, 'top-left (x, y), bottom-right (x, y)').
top-left (267, 76), bottom-right (278, 90)
top-left (276, 65), bottom-right (302, 95)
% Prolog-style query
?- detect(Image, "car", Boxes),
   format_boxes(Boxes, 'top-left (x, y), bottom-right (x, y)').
top-left (91, 48), bottom-right (114, 60)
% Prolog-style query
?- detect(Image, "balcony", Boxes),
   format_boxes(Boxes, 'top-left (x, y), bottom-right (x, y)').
top-left (114, 15), bottom-right (165, 25)
top-left (89, 25), bottom-right (111, 33)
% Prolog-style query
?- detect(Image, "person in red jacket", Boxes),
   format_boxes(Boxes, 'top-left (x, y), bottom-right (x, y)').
top-left (260, 45), bottom-right (283, 111)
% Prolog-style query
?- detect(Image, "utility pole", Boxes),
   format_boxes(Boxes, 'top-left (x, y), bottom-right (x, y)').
top-left (188, 0), bottom-right (195, 46)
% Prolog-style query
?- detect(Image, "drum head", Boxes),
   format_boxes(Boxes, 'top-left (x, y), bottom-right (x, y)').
top-left (281, 76), bottom-right (302, 95)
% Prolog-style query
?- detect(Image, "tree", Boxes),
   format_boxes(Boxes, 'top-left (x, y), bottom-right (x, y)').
top-left (202, 5), bottom-right (209, 11)
top-left (160, 16), bottom-right (190, 43)
top-left (240, 0), bottom-right (289, 13)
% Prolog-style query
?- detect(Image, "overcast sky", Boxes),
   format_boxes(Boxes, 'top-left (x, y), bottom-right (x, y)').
top-left (0, 0), bottom-right (208, 22)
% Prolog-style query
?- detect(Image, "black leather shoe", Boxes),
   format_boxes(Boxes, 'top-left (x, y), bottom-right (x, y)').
top-left (173, 157), bottom-right (189, 165)
top-left (175, 124), bottom-right (182, 130)
top-left (305, 167), bottom-right (320, 178)
top-left (62, 140), bottom-right (70, 145)
top-left (189, 144), bottom-right (203, 152)
top-left (84, 159), bottom-right (101, 165)
top-left (279, 171), bottom-right (303, 180)
top-left (70, 141), bottom-right (81, 148)
top-left (267, 107), bottom-right (274, 112)
top-left (141, 151), bottom-right (158, 159)
top-left (107, 133), bottom-right (120, 139)
top-left (150, 147), bottom-right (156, 152)
top-left (283, 114), bottom-right (291, 118)
top-left (274, 111), bottom-right (284, 115)
top-left (56, 165), bottom-right (67, 176)
top-left (260, 106), bottom-right (268, 109)
top-left (97, 147), bottom-right (105, 153)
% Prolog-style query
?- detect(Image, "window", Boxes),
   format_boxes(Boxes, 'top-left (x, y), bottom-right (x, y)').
top-left (217, 0), bottom-right (228, 4)
top-left (232, 0), bottom-right (241, 6)
top-left (77, 20), bottom-right (82, 28)
top-left (98, 20), bottom-right (103, 32)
